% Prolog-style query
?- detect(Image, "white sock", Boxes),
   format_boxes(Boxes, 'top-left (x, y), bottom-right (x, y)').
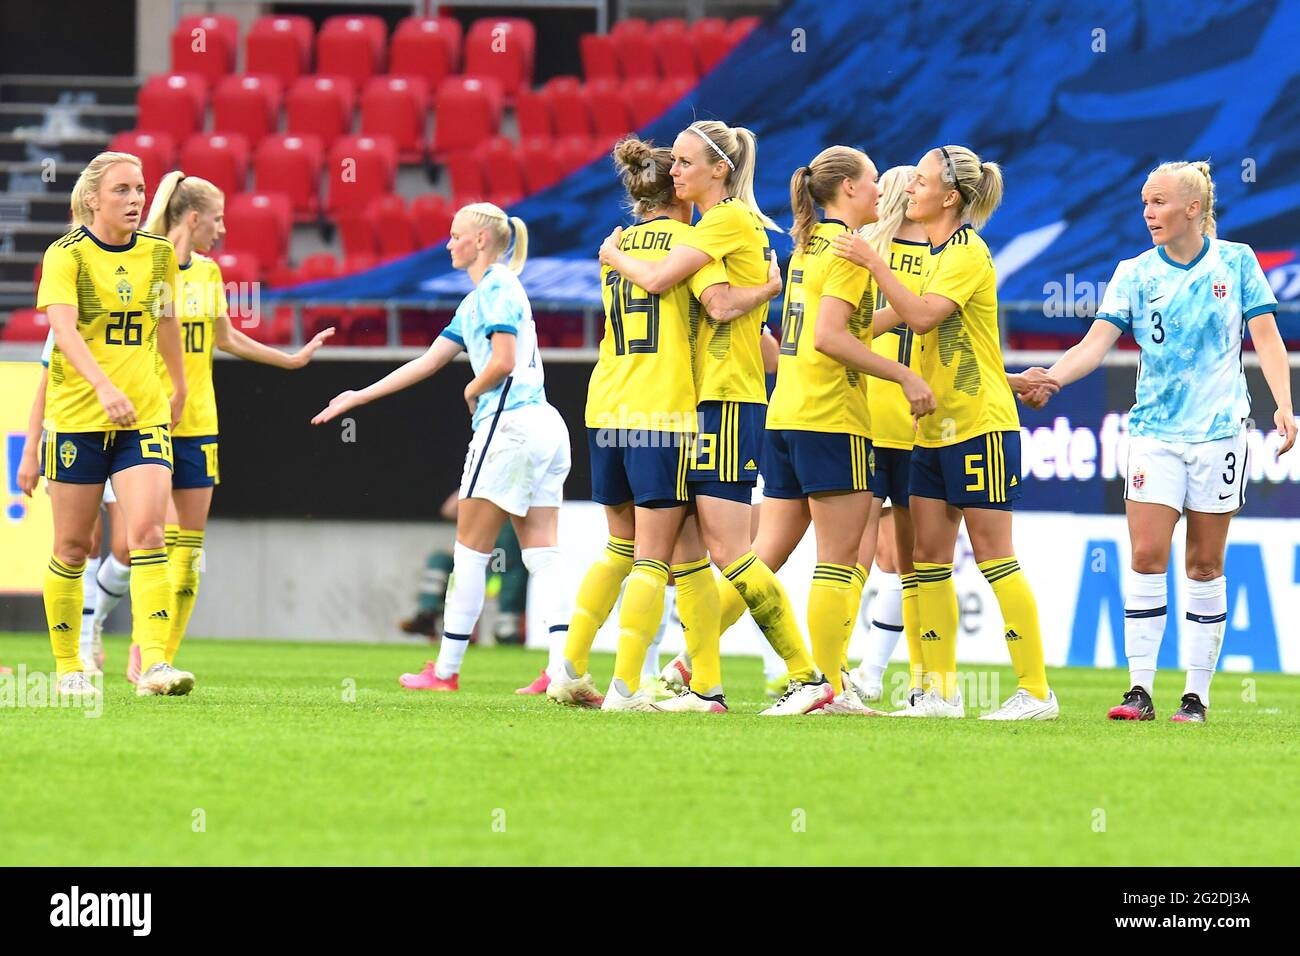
top-left (1124, 569), bottom-right (1167, 694)
top-left (93, 554), bottom-right (131, 628)
top-left (79, 555), bottom-right (102, 655)
top-left (1184, 575), bottom-right (1226, 706)
top-left (862, 572), bottom-right (903, 683)
top-left (436, 543), bottom-right (492, 679)
top-left (755, 618), bottom-right (785, 681)
top-left (520, 545), bottom-right (573, 680)
top-left (643, 585), bottom-right (673, 681)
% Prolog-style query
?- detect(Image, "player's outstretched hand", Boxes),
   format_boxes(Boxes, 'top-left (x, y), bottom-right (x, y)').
top-left (312, 390), bottom-right (360, 425)
top-left (831, 231), bottom-right (880, 269)
top-left (95, 380), bottom-right (137, 427)
top-left (293, 327), bottom-right (336, 368)
top-left (1275, 407), bottom-right (1297, 458)
top-left (16, 450), bottom-right (39, 497)
top-left (598, 226), bottom-right (624, 266)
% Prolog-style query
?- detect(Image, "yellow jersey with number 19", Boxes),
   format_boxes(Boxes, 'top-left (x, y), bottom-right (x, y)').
top-left (36, 226), bottom-right (179, 432)
top-left (868, 237), bottom-right (928, 450)
top-left (676, 197), bottom-right (771, 405)
top-left (766, 220), bottom-right (876, 437)
top-left (161, 253), bottom-right (227, 437)
top-left (913, 224), bottom-right (1019, 448)
top-left (589, 217), bottom-right (726, 433)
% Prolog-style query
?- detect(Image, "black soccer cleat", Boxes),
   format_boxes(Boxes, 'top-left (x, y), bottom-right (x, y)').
top-left (1169, 693), bottom-right (1207, 723)
top-left (1107, 685), bottom-right (1155, 721)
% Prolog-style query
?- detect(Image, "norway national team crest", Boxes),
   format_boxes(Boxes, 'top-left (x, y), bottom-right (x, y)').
top-left (59, 440), bottom-right (77, 469)
top-left (1212, 280), bottom-right (1229, 300)
top-left (116, 277), bottom-right (133, 305)
top-left (1131, 466), bottom-right (1145, 491)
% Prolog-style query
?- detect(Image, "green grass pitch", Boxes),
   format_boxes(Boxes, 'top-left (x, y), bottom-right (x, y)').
top-left (1, 633), bottom-right (1296, 866)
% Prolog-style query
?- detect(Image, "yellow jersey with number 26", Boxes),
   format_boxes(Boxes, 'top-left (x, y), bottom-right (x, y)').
top-left (868, 237), bottom-right (928, 450)
top-left (161, 253), bottom-right (227, 437)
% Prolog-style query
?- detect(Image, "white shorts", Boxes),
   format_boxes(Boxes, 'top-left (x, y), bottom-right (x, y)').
top-left (1125, 429), bottom-right (1248, 514)
top-left (459, 402), bottom-right (571, 517)
top-left (103, 477), bottom-right (117, 504)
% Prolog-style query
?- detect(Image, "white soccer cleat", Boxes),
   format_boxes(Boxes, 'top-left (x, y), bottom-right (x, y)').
top-left (545, 664), bottom-right (605, 708)
top-left (980, 688), bottom-right (1059, 721)
top-left (654, 688), bottom-right (727, 713)
top-left (79, 650), bottom-right (103, 677)
top-left (894, 688), bottom-right (964, 718)
top-left (660, 653), bottom-right (691, 693)
top-left (135, 662), bottom-right (195, 697)
top-left (600, 678), bottom-right (660, 712)
top-left (56, 672), bottom-right (100, 698)
top-left (760, 677), bottom-right (835, 716)
top-left (812, 689), bottom-right (888, 716)
top-left (847, 666), bottom-right (883, 703)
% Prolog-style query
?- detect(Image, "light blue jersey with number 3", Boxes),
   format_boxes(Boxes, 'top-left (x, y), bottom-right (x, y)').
top-left (1096, 238), bottom-right (1278, 443)
top-left (438, 263), bottom-right (547, 431)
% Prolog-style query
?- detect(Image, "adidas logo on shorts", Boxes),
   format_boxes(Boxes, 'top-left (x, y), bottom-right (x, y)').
top-left (744, 459), bottom-right (757, 470)
top-left (920, 629), bottom-right (940, 641)
top-left (149, 609), bottom-right (170, 620)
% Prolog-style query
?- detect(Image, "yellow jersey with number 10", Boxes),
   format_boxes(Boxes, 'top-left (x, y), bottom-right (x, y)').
top-left (36, 226), bottom-right (179, 432)
top-left (914, 224), bottom-right (1019, 448)
top-left (676, 197), bottom-right (771, 405)
top-left (161, 253), bottom-right (227, 437)
top-left (868, 237), bottom-right (928, 450)
top-left (767, 220), bottom-right (876, 437)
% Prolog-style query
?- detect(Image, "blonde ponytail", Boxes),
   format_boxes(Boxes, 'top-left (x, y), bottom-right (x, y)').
top-left (787, 146), bottom-right (870, 253)
top-left (144, 170), bottom-right (223, 235)
top-left (457, 202), bottom-right (528, 274)
top-left (862, 165), bottom-right (916, 259)
top-left (506, 216), bottom-right (528, 273)
top-left (1149, 160), bottom-right (1217, 238)
top-left (69, 151), bottom-right (142, 226)
top-left (686, 120), bottom-right (781, 232)
top-left (933, 145), bottom-right (1003, 230)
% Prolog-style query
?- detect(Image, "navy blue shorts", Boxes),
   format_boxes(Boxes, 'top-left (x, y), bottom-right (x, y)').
top-left (39, 425), bottom-right (173, 484)
top-left (172, 435), bottom-right (220, 489)
top-left (587, 428), bottom-right (690, 508)
top-left (869, 446), bottom-right (911, 508)
top-left (687, 401), bottom-right (763, 502)
top-left (910, 431), bottom-right (1022, 510)
top-left (761, 429), bottom-right (874, 499)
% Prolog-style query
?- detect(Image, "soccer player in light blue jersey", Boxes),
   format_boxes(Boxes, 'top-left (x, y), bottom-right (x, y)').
top-left (1021, 161), bottom-right (1296, 723)
top-left (313, 203), bottom-right (573, 693)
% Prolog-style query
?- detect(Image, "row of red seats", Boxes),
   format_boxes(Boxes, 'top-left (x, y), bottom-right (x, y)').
top-left (173, 14), bottom-right (534, 98)
top-left (518, 76), bottom-right (692, 141)
top-left (580, 16), bottom-right (759, 83)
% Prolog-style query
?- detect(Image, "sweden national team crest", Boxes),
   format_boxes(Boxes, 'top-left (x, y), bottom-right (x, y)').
top-left (869, 448), bottom-right (876, 476)
top-left (59, 440), bottom-right (77, 469)
top-left (1132, 466), bottom-right (1145, 490)
top-left (1213, 280), bottom-right (1229, 300)
top-left (116, 277), bottom-right (133, 305)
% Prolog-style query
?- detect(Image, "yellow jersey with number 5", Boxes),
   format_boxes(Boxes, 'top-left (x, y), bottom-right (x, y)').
top-left (676, 198), bottom-right (771, 405)
top-left (767, 219), bottom-right (876, 437)
top-left (36, 226), bottom-right (179, 432)
top-left (589, 217), bottom-right (726, 432)
top-left (868, 237), bottom-right (928, 450)
top-left (161, 253), bottom-right (226, 437)
top-left (914, 224), bottom-right (1019, 448)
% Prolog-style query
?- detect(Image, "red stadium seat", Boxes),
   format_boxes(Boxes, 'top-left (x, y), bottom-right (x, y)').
top-left (585, 79), bottom-right (634, 139)
top-left (613, 29), bottom-right (658, 81)
top-left (241, 303), bottom-right (291, 344)
top-left (692, 18), bottom-right (731, 73)
top-left (212, 75), bottom-right (283, 147)
top-left (410, 194), bottom-right (453, 248)
top-left (137, 74), bottom-right (208, 143)
top-left (254, 134), bottom-right (323, 220)
top-left (432, 76), bottom-right (503, 158)
top-left (360, 75), bottom-right (428, 163)
top-left (298, 253), bottom-right (339, 283)
top-left (579, 34), bottom-right (620, 83)
top-left (400, 308), bottom-right (442, 346)
top-left (109, 131), bottom-right (177, 197)
top-left (659, 76), bottom-right (693, 112)
top-left (390, 16), bottom-right (461, 89)
top-left (343, 308), bottom-right (389, 345)
top-left (334, 206), bottom-right (378, 258)
top-left (554, 135), bottom-right (602, 176)
top-left (246, 15), bottom-right (313, 87)
top-left (544, 76), bottom-right (591, 138)
top-left (179, 132), bottom-right (249, 198)
top-left (727, 16), bottom-right (762, 46)
top-left (651, 19), bottom-right (697, 81)
top-left (442, 150), bottom-right (486, 200)
top-left (317, 15), bottom-right (387, 87)
top-left (171, 15), bottom-right (237, 85)
top-left (285, 75), bottom-right (355, 149)
top-left (622, 77), bottom-right (687, 128)
top-left (518, 137), bottom-right (564, 192)
top-left (366, 194), bottom-right (417, 260)
top-left (325, 135), bottom-right (397, 215)
top-left (475, 136), bottom-right (526, 198)
top-left (213, 250), bottom-right (259, 287)
top-left (224, 193), bottom-right (292, 273)
top-left (464, 18), bottom-right (535, 98)
top-left (611, 19), bottom-right (649, 37)
top-left (2, 308), bottom-right (49, 342)
top-left (343, 253), bottom-right (378, 275)
top-left (513, 87), bottom-right (552, 140)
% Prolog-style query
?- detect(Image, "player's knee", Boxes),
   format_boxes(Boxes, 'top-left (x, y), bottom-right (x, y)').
top-left (53, 538), bottom-right (91, 566)
top-left (130, 525), bottom-right (166, 552)
top-left (1130, 549), bottom-right (1168, 575)
top-left (1185, 560), bottom-right (1222, 581)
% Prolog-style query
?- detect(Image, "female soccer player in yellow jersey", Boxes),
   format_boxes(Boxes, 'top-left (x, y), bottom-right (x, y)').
top-left (120, 170), bottom-right (334, 683)
top-left (550, 136), bottom-right (784, 712)
top-left (598, 120), bottom-right (826, 712)
top-left (833, 145), bottom-right (1059, 719)
top-left (34, 151), bottom-right (192, 698)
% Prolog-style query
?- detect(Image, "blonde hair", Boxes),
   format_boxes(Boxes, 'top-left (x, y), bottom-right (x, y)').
top-left (1147, 160), bottom-right (1217, 238)
top-left (932, 145), bottom-right (1003, 230)
top-left (612, 136), bottom-right (674, 218)
top-left (145, 170), bottom-right (224, 235)
top-left (862, 165), bottom-right (916, 259)
top-left (685, 120), bottom-right (781, 232)
top-left (69, 151), bottom-right (143, 226)
top-left (457, 202), bottom-right (529, 273)
top-left (788, 146), bottom-right (870, 253)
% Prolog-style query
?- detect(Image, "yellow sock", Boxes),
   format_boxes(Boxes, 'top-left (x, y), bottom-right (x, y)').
top-left (672, 558), bottom-right (722, 694)
top-left (565, 535), bottom-right (634, 675)
top-left (166, 529), bottom-right (204, 664)
top-left (612, 559), bottom-right (669, 693)
top-left (45, 556), bottom-right (85, 676)
top-left (900, 571), bottom-right (924, 689)
top-left (164, 523), bottom-right (179, 555)
top-left (717, 575), bottom-right (749, 634)
top-left (809, 564), bottom-right (856, 694)
top-left (915, 562), bottom-right (959, 699)
top-left (842, 563), bottom-right (869, 671)
top-left (723, 552), bottom-right (816, 682)
top-left (131, 548), bottom-right (173, 671)
top-left (978, 557), bottom-right (1050, 699)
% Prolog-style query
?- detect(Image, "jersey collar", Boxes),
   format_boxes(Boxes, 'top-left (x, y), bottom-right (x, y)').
top-left (893, 237), bottom-right (928, 246)
top-left (636, 216), bottom-right (671, 225)
top-left (821, 217), bottom-right (850, 229)
top-left (178, 259), bottom-right (194, 271)
top-left (929, 224), bottom-right (971, 255)
top-left (1157, 236), bottom-right (1210, 271)
top-left (80, 225), bottom-right (137, 252)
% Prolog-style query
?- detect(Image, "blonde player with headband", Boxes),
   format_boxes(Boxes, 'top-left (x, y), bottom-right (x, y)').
top-left (598, 120), bottom-right (827, 714)
top-left (1021, 160), bottom-right (1294, 723)
top-left (314, 204), bottom-right (573, 693)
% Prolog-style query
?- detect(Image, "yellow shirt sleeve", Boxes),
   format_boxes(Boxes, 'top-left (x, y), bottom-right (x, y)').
top-left (36, 241), bottom-right (79, 310)
top-left (821, 254), bottom-right (869, 308)
top-left (924, 241), bottom-right (988, 311)
top-left (688, 258), bottom-right (729, 298)
top-left (678, 202), bottom-right (747, 262)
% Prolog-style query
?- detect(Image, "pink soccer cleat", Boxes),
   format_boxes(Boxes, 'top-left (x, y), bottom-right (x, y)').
top-left (126, 643), bottom-right (142, 685)
top-left (0, 664), bottom-right (12, 676)
top-left (399, 661), bottom-right (459, 692)
top-left (515, 669), bottom-right (550, 695)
